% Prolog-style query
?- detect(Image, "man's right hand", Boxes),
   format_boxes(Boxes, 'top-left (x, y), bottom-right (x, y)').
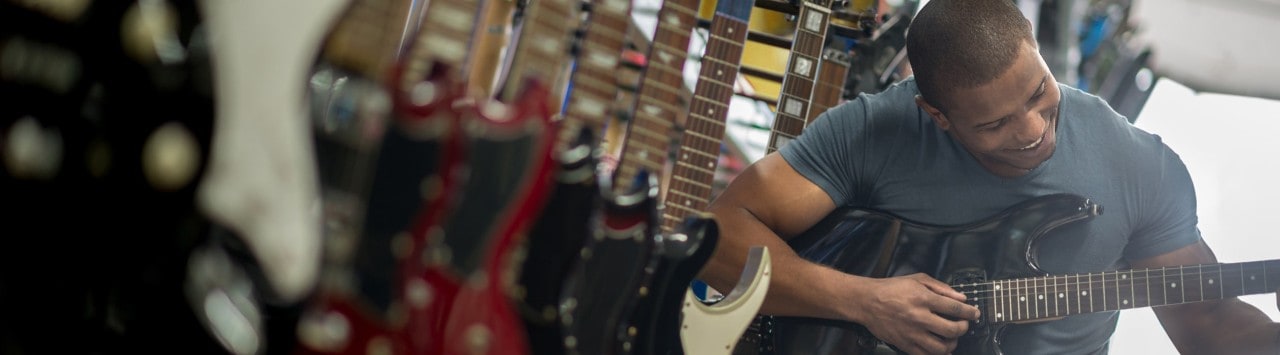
top-left (848, 273), bottom-right (981, 355)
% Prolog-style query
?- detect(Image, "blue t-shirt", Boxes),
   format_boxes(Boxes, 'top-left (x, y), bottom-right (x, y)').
top-left (778, 77), bottom-right (1201, 354)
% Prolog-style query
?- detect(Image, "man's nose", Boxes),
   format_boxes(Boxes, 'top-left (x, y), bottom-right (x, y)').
top-left (1016, 110), bottom-right (1046, 143)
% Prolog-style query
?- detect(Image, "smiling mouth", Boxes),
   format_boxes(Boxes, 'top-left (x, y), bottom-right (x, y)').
top-left (1016, 135), bottom-right (1043, 151)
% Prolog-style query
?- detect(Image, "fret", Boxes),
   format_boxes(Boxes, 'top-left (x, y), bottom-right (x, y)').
top-left (637, 87), bottom-right (689, 112)
top-left (681, 146), bottom-right (720, 160)
top-left (1102, 272), bottom-right (1119, 310)
top-left (1146, 267), bottom-right (1167, 306)
top-left (671, 175), bottom-right (713, 189)
top-left (660, 213), bottom-right (683, 222)
top-left (1047, 275), bottom-right (1057, 317)
top-left (1267, 260), bottom-right (1280, 293)
top-left (1014, 278), bottom-right (1024, 321)
top-left (675, 160), bottom-right (716, 176)
top-left (1072, 273), bottom-right (1084, 316)
top-left (666, 187), bottom-right (706, 201)
top-left (1085, 271), bottom-right (1095, 311)
top-left (692, 95), bottom-right (732, 109)
top-left (1034, 277), bottom-right (1043, 319)
top-left (1221, 262), bottom-right (1244, 298)
top-left (629, 123), bottom-right (670, 141)
top-left (664, 201), bottom-right (705, 214)
top-left (1185, 264), bottom-right (1204, 303)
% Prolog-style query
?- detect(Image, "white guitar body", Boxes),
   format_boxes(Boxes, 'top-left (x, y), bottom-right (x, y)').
top-left (681, 246), bottom-right (772, 354)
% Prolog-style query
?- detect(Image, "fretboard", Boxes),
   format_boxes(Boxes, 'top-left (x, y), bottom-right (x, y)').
top-left (498, 0), bottom-right (580, 110)
top-left (398, 0), bottom-right (484, 91)
top-left (806, 47), bottom-right (849, 124)
top-left (955, 260), bottom-right (1280, 324)
top-left (765, 0), bottom-right (834, 154)
top-left (612, 0), bottom-right (703, 193)
top-left (556, 0), bottom-right (633, 150)
top-left (659, 0), bottom-right (753, 232)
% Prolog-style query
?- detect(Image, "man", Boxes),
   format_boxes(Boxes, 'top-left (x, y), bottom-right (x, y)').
top-left (700, 0), bottom-right (1280, 353)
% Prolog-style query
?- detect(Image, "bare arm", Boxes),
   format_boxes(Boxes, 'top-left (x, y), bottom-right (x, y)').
top-left (1131, 239), bottom-right (1280, 354)
top-left (701, 153), bottom-right (979, 354)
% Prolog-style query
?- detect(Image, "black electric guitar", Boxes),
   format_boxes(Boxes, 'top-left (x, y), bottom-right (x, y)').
top-left (741, 194), bottom-right (1280, 354)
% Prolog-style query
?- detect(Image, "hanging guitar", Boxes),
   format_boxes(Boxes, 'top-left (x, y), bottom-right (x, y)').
top-left (295, 0), bottom-right (483, 352)
top-left (627, 0), bottom-right (761, 352)
top-left (412, 0), bottom-right (583, 350)
top-left (738, 193), bottom-right (1280, 354)
top-left (514, 0), bottom-right (639, 350)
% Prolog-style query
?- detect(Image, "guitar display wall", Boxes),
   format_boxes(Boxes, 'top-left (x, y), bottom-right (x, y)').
top-left (0, 0), bottom-right (915, 354)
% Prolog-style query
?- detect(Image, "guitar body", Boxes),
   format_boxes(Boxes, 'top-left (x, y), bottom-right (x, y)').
top-left (744, 194), bottom-right (1102, 355)
top-left (631, 216), bottom-right (720, 355)
top-left (559, 171), bottom-right (661, 355)
top-left (517, 126), bottom-right (599, 355)
top-left (436, 81), bottom-right (558, 355)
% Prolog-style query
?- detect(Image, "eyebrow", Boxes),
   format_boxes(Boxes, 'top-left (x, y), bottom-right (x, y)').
top-left (973, 74), bottom-right (1049, 129)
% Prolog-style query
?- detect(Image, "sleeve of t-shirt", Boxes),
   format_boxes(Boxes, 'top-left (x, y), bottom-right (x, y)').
top-left (1123, 140), bottom-right (1203, 260)
top-left (777, 97), bottom-right (873, 207)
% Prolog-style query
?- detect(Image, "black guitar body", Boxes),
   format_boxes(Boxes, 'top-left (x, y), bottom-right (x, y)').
top-left (558, 171), bottom-right (660, 355)
top-left (632, 216), bottom-right (720, 355)
top-left (746, 194), bottom-right (1103, 355)
top-left (519, 127), bottom-right (598, 355)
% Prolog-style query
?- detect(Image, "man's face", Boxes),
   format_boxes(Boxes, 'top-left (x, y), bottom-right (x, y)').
top-left (918, 41), bottom-right (1062, 178)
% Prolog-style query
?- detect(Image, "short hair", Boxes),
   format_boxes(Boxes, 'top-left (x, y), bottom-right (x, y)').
top-left (906, 0), bottom-right (1036, 112)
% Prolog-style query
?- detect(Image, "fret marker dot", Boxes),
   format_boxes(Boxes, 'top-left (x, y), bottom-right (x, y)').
top-left (1123, 299), bottom-right (1129, 305)
top-left (1171, 283), bottom-right (1177, 288)
top-left (1058, 293), bottom-right (1064, 298)
top-left (716, 69), bottom-right (722, 76)
top-left (996, 313), bottom-right (1003, 319)
top-left (1038, 295), bottom-right (1044, 300)
top-left (1208, 279), bottom-right (1215, 284)
top-left (1019, 296), bottom-right (1025, 302)
top-left (995, 285), bottom-right (1001, 290)
top-left (707, 109), bottom-right (713, 115)
top-left (706, 162), bottom-right (713, 168)
top-left (728, 27), bottom-right (733, 33)
top-left (683, 153), bottom-right (689, 160)
top-left (1121, 274), bottom-right (1128, 279)
top-left (1082, 291), bottom-right (1088, 296)
top-left (1251, 275), bottom-right (1257, 280)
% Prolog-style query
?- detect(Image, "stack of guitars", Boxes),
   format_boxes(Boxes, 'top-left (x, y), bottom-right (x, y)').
top-left (295, 0), bottom-right (913, 353)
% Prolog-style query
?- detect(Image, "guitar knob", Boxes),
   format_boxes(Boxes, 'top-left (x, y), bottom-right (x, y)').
top-left (142, 121), bottom-right (200, 191)
top-left (3, 116), bottom-right (62, 180)
top-left (121, 0), bottom-right (186, 64)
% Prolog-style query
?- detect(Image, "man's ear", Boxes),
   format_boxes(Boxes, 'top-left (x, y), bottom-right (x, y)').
top-left (915, 95), bottom-right (951, 131)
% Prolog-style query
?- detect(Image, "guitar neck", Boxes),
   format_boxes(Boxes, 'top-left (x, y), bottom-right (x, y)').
top-left (498, 0), bottom-right (579, 109)
top-left (612, 0), bottom-right (703, 193)
top-left (807, 47), bottom-right (850, 124)
top-left (659, 0), bottom-right (753, 232)
top-left (959, 260), bottom-right (1280, 324)
top-left (399, 0), bottom-right (485, 91)
top-left (557, 0), bottom-right (633, 150)
top-left (322, 0), bottom-right (415, 83)
top-left (765, 0), bottom-right (834, 154)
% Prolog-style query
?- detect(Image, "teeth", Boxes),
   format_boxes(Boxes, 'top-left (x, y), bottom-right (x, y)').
top-left (1019, 136), bottom-right (1043, 150)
